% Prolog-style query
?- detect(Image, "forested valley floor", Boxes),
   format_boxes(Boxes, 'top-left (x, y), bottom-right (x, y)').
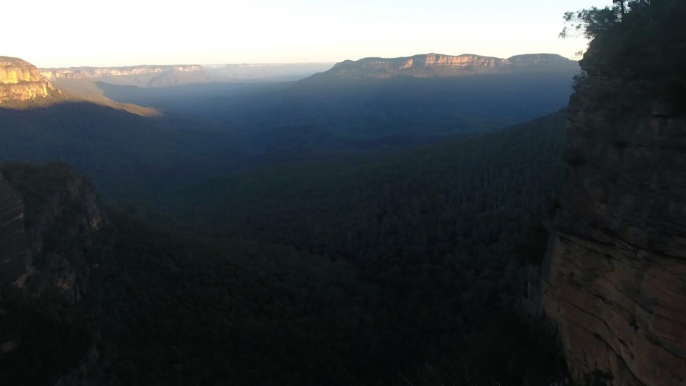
top-left (82, 112), bottom-right (569, 385)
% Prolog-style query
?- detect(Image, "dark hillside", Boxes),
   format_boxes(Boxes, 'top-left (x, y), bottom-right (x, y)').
top-left (98, 56), bottom-right (578, 141)
top-left (0, 102), bottom-right (246, 198)
top-left (98, 112), bottom-right (568, 385)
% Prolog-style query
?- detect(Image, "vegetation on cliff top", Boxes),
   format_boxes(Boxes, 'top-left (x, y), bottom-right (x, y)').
top-left (564, 0), bottom-right (686, 109)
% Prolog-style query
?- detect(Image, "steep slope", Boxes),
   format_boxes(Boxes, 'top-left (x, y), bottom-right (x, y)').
top-left (0, 57), bottom-right (59, 106)
top-left (0, 163), bottom-right (103, 300)
top-left (0, 102), bottom-right (247, 198)
top-left (98, 52), bottom-right (578, 142)
top-left (0, 57), bottom-right (251, 198)
top-left (536, 1), bottom-right (686, 385)
top-left (0, 114), bottom-right (569, 385)
top-left (1, 56), bottom-right (158, 115)
top-left (0, 163), bottom-right (105, 385)
top-left (0, 172), bottom-right (28, 285)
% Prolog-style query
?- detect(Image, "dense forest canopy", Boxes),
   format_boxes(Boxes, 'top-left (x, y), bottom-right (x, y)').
top-left (0, 110), bottom-right (571, 386)
top-left (13, 1), bottom-right (686, 384)
top-left (92, 113), bottom-right (568, 385)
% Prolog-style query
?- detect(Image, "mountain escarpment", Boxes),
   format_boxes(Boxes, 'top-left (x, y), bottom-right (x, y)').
top-left (538, 2), bottom-right (686, 385)
top-left (40, 64), bottom-right (202, 80)
top-left (0, 57), bottom-right (57, 104)
top-left (543, 86), bottom-right (686, 386)
top-left (41, 64), bottom-right (224, 88)
top-left (324, 53), bottom-right (577, 78)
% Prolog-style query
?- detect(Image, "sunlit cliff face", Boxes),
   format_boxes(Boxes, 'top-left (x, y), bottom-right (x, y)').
top-left (0, 56), bottom-right (55, 104)
top-left (39, 65), bottom-right (203, 80)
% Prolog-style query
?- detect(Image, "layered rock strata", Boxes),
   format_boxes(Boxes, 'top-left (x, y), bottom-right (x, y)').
top-left (40, 64), bottom-right (203, 80)
top-left (541, 81), bottom-right (686, 385)
top-left (0, 56), bottom-right (56, 103)
top-left (0, 172), bottom-right (29, 286)
top-left (326, 53), bottom-right (577, 78)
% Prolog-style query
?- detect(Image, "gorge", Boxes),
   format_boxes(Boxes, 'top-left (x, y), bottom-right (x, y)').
top-left (0, 1), bottom-right (685, 384)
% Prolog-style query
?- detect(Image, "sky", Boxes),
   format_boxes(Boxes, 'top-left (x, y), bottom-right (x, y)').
top-left (5, 0), bottom-right (612, 68)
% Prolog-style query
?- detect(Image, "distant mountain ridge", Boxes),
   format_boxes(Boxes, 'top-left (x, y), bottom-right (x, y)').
top-left (322, 53), bottom-right (578, 78)
top-left (40, 64), bottom-right (229, 88)
top-left (0, 56), bottom-right (159, 115)
top-left (40, 64), bottom-right (204, 80)
top-left (205, 62), bottom-right (335, 81)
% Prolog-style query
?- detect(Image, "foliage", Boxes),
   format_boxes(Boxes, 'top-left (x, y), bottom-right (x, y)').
top-left (0, 296), bottom-right (94, 386)
top-left (0, 67), bottom-right (577, 386)
top-left (0, 103), bottom-right (246, 198)
top-left (90, 112), bottom-right (567, 385)
top-left (560, 7), bottom-right (620, 40)
top-left (564, 0), bottom-right (686, 109)
top-left (560, 1), bottom-right (651, 39)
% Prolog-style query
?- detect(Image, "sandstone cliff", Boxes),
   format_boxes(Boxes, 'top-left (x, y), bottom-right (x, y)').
top-left (536, 3), bottom-right (686, 383)
top-left (324, 53), bottom-right (578, 78)
top-left (0, 57), bottom-right (57, 104)
top-left (40, 63), bottom-right (229, 88)
top-left (40, 64), bottom-right (203, 80)
top-left (542, 93), bottom-right (686, 386)
top-left (0, 172), bottom-right (29, 287)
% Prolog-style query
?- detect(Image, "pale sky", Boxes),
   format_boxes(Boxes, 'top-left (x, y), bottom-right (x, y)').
top-left (5, 0), bottom-right (611, 68)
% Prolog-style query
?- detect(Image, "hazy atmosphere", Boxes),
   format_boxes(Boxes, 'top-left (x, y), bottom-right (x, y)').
top-left (6, 0), bottom-right (610, 67)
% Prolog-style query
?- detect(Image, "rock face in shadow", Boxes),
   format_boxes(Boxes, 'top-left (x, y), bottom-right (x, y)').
top-left (540, 78), bottom-right (686, 385)
top-left (0, 57), bottom-right (57, 104)
top-left (0, 163), bottom-right (103, 301)
top-left (0, 172), bottom-right (29, 286)
top-left (530, 2), bottom-right (686, 381)
top-left (0, 163), bottom-right (105, 384)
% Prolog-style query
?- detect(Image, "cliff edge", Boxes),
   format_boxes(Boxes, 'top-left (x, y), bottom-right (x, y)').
top-left (0, 57), bottom-right (57, 105)
top-left (540, 1), bottom-right (686, 385)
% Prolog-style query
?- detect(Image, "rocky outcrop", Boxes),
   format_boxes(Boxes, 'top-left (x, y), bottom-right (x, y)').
top-left (0, 57), bottom-right (44, 83)
top-left (0, 57), bottom-right (57, 104)
top-left (0, 163), bottom-right (105, 384)
top-left (40, 64), bottom-right (203, 80)
top-left (0, 172), bottom-right (29, 287)
top-left (0, 163), bottom-right (103, 301)
top-left (324, 53), bottom-right (578, 78)
top-left (539, 75), bottom-right (686, 385)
